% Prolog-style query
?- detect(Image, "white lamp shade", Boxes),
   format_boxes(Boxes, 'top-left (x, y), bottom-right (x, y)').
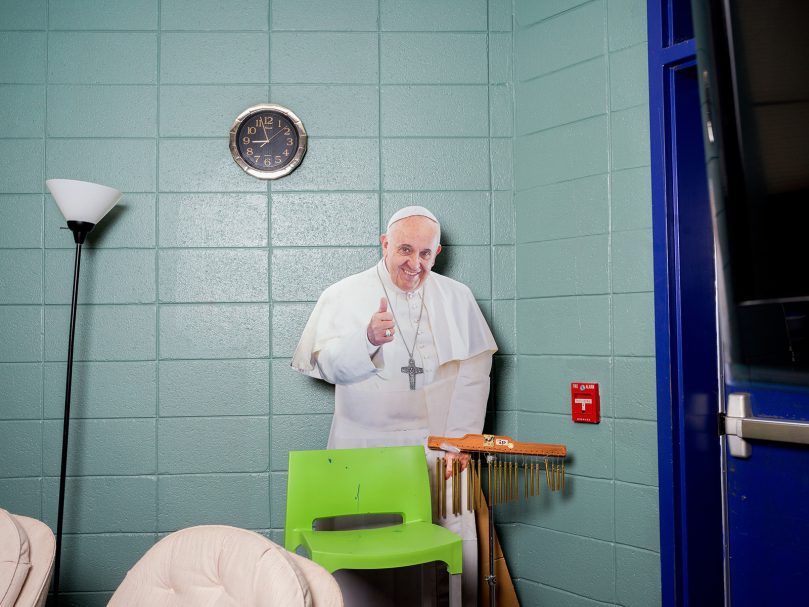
top-left (46, 179), bottom-right (122, 224)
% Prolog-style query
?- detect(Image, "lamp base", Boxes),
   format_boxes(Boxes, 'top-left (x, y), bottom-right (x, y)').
top-left (66, 221), bottom-right (96, 244)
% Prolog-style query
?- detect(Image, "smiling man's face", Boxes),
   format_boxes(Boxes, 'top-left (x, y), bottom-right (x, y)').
top-left (381, 216), bottom-right (442, 292)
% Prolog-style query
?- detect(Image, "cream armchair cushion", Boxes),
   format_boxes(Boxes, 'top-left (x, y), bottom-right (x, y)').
top-left (109, 525), bottom-right (341, 607)
top-left (11, 516), bottom-right (54, 607)
top-left (0, 509), bottom-right (54, 607)
top-left (0, 509), bottom-right (30, 607)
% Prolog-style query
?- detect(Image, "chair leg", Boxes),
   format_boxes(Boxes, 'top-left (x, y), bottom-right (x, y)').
top-left (448, 572), bottom-right (462, 607)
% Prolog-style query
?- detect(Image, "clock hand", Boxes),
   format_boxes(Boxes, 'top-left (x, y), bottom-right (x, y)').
top-left (252, 128), bottom-right (283, 149)
top-left (266, 128), bottom-right (285, 145)
top-left (255, 125), bottom-right (270, 147)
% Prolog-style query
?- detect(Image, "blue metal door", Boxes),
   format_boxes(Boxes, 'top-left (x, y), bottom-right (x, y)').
top-left (651, 1), bottom-right (809, 604)
top-left (686, 0), bottom-right (809, 605)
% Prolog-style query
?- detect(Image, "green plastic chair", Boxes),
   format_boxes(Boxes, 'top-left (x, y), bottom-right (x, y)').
top-left (285, 445), bottom-right (463, 606)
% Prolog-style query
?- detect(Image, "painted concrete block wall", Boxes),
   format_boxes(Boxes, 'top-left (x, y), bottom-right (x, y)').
top-left (504, 0), bottom-right (660, 605)
top-left (0, 0), bottom-right (514, 601)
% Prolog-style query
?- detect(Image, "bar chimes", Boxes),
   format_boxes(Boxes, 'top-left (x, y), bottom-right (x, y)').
top-left (428, 433), bottom-right (569, 607)
top-left (429, 433), bottom-right (567, 516)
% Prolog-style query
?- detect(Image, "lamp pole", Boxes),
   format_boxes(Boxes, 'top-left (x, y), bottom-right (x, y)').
top-left (52, 221), bottom-right (94, 602)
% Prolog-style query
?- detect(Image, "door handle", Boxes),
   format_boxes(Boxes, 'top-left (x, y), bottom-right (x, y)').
top-left (724, 392), bottom-right (809, 458)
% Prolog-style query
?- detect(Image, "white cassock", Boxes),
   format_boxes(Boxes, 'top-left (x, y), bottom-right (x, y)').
top-left (291, 259), bottom-right (497, 607)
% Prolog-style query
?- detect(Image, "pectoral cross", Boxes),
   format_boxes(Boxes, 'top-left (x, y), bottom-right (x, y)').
top-left (401, 357), bottom-right (423, 390)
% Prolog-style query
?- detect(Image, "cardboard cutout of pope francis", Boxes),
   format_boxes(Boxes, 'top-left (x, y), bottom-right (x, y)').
top-left (292, 206), bottom-right (497, 606)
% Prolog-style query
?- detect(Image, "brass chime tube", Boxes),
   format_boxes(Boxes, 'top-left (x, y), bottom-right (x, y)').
top-left (452, 459), bottom-right (456, 515)
top-left (502, 461), bottom-right (506, 503)
top-left (440, 457), bottom-right (446, 518)
top-left (524, 461), bottom-right (528, 500)
top-left (497, 460), bottom-right (502, 505)
top-left (449, 458), bottom-right (454, 515)
top-left (492, 461), bottom-right (497, 506)
top-left (538, 462), bottom-right (542, 495)
top-left (467, 459), bottom-right (472, 512)
top-left (435, 456), bottom-right (442, 517)
top-left (437, 457), bottom-right (442, 518)
top-left (459, 460), bottom-right (463, 513)
top-left (491, 461), bottom-right (496, 506)
top-left (505, 461), bottom-right (510, 503)
top-left (535, 462), bottom-right (540, 496)
top-left (450, 459), bottom-right (454, 515)
top-left (487, 456), bottom-right (492, 507)
top-left (451, 459), bottom-right (456, 515)
top-left (528, 462), bottom-right (532, 497)
top-left (475, 455), bottom-right (483, 508)
top-left (494, 460), bottom-right (499, 506)
top-left (453, 458), bottom-right (460, 515)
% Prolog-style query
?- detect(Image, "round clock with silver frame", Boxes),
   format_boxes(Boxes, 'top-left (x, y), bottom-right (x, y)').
top-left (229, 103), bottom-right (307, 180)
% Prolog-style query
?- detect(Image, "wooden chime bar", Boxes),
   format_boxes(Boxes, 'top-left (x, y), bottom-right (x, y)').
top-left (428, 433), bottom-right (566, 458)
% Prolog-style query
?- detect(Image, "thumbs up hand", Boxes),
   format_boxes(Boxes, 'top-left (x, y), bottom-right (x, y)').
top-left (367, 297), bottom-right (395, 346)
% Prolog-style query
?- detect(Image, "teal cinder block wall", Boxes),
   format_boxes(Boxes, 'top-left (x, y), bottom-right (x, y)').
top-left (0, 0), bottom-right (514, 602)
top-left (497, 0), bottom-right (660, 605)
top-left (0, 0), bottom-right (659, 604)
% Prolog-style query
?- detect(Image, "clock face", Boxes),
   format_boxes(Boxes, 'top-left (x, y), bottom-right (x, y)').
top-left (229, 104), bottom-right (307, 180)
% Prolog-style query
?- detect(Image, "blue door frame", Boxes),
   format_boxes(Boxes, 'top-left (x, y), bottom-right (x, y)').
top-left (648, 1), bottom-right (725, 604)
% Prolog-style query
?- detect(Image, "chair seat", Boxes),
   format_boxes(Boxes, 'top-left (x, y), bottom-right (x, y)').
top-left (300, 521), bottom-right (462, 574)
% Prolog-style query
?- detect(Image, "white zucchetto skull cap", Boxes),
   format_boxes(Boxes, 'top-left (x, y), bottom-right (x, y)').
top-left (385, 206), bottom-right (441, 238)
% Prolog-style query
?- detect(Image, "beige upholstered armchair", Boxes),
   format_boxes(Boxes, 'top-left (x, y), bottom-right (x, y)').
top-left (109, 525), bottom-right (342, 607)
top-left (0, 509), bottom-right (55, 607)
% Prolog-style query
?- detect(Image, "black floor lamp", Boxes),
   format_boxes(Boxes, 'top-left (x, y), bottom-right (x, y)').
top-left (45, 179), bottom-right (122, 600)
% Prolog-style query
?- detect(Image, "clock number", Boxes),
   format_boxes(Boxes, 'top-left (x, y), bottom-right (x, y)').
top-left (246, 147), bottom-right (253, 156)
top-left (242, 136), bottom-right (250, 145)
top-left (247, 126), bottom-right (256, 135)
top-left (284, 127), bottom-right (291, 135)
top-left (286, 138), bottom-right (293, 145)
top-left (283, 149), bottom-right (289, 157)
top-left (264, 158), bottom-right (271, 167)
top-left (275, 156), bottom-right (282, 163)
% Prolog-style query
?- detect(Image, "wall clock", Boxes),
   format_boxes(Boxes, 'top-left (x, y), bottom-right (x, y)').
top-left (229, 103), bottom-right (307, 180)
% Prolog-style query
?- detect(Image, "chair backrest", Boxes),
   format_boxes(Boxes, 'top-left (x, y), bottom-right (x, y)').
top-left (285, 446), bottom-right (432, 549)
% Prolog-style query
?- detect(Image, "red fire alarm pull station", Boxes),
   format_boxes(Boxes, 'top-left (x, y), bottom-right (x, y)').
top-left (571, 383), bottom-right (600, 423)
